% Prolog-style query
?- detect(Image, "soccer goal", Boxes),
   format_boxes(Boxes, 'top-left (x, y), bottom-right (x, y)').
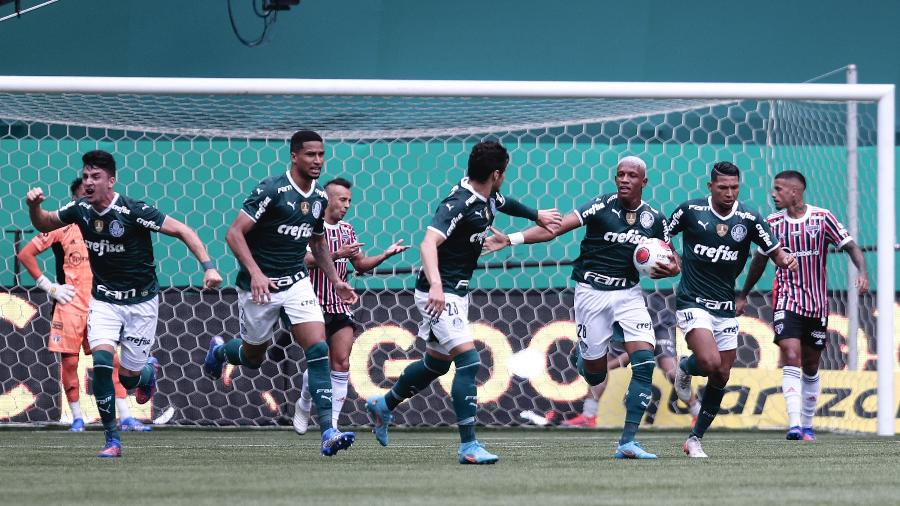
top-left (0, 77), bottom-right (894, 435)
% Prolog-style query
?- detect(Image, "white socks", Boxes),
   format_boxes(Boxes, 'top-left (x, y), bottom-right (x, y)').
top-left (299, 369), bottom-right (350, 428)
top-left (783, 366), bottom-right (802, 428)
top-left (116, 398), bottom-right (132, 420)
top-left (69, 401), bottom-right (83, 420)
top-left (801, 372), bottom-right (820, 428)
top-left (582, 398), bottom-right (599, 418)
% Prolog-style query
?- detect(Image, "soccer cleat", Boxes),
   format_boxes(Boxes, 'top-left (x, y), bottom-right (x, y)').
top-left (97, 437), bottom-right (122, 458)
top-left (135, 357), bottom-right (159, 405)
top-left (366, 395), bottom-right (393, 447)
top-left (458, 440), bottom-right (499, 465)
top-left (292, 398), bottom-right (311, 435)
top-left (683, 435), bottom-right (708, 458)
top-left (119, 417), bottom-right (152, 432)
top-left (802, 427), bottom-right (816, 441)
top-left (68, 418), bottom-right (85, 432)
top-left (673, 359), bottom-right (693, 402)
top-left (786, 426), bottom-right (803, 440)
top-left (614, 440), bottom-right (658, 459)
top-left (320, 428), bottom-right (355, 457)
top-left (203, 335), bottom-right (226, 380)
top-left (561, 413), bottom-right (597, 428)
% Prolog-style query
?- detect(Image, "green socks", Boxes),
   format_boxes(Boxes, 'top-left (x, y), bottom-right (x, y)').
top-left (452, 349), bottom-right (480, 443)
top-left (118, 361), bottom-right (155, 389)
top-left (620, 349), bottom-right (655, 444)
top-left (216, 338), bottom-right (259, 368)
top-left (91, 350), bottom-right (119, 440)
top-left (386, 354), bottom-right (451, 410)
top-left (692, 382), bottom-right (726, 438)
top-left (680, 355), bottom-right (708, 377)
top-left (304, 341), bottom-right (333, 433)
top-left (573, 346), bottom-right (607, 386)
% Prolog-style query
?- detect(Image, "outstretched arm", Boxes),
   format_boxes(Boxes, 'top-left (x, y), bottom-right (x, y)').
top-left (350, 239), bottom-right (411, 274)
top-left (736, 251), bottom-right (769, 315)
top-left (160, 217), bottom-right (222, 289)
top-left (483, 211), bottom-right (581, 254)
top-left (841, 240), bottom-right (870, 293)
top-left (25, 188), bottom-right (65, 233)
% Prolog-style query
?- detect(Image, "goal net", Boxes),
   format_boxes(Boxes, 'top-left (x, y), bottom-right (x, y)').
top-left (0, 78), bottom-right (894, 434)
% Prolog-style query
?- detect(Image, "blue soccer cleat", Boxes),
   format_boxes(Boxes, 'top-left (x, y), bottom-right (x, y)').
top-left (320, 428), bottom-right (356, 457)
top-left (614, 440), bottom-right (658, 459)
top-left (135, 357), bottom-right (159, 405)
top-left (119, 417), bottom-right (152, 432)
top-left (203, 335), bottom-right (225, 380)
top-left (802, 427), bottom-right (816, 441)
top-left (97, 437), bottom-right (122, 458)
top-left (366, 395), bottom-right (393, 447)
top-left (458, 440), bottom-right (499, 465)
top-left (786, 426), bottom-right (803, 440)
top-left (68, 418), bottom-right (85, 432)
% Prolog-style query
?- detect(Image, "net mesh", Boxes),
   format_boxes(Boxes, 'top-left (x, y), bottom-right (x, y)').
top-left (0, 88), bottom-right (886, 432)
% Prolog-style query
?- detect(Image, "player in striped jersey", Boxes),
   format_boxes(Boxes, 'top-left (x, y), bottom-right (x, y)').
top-left (737, 170), bottom-right (868, 441)
top-left (293, 177), bottom-right (410, 435)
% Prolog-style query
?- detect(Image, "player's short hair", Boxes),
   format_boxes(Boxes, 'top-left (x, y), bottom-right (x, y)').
top-left (711, 161), bottom-right (740, 181)
top-left (324, 177), bottom-right (352, 190)
top-left (82, 150), bottom-right (116, 177)
top-left (774, 170), bottom-right (807, 189)
top-left (290, 130), bottom-right (323, 153)
top-left (467, 140), bottom-right (509, 182)
top-left (70, 178), bottom-right (83, 196)
top-left (617, 156), bottom-right (647, 172)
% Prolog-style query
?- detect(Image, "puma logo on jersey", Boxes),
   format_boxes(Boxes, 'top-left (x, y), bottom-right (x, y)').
top-left (698, 220), bottom-right (709, 230)
top-left (445, 203), bottom-right (454, 211)
top-left (611, 208), bottom-right (621, 218)
top-left (473, 209), bottom-right (483, 218)
top-left (286, 201), bottom-right (296, 210)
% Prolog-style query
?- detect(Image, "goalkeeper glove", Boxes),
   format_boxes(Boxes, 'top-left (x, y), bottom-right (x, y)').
top-left (35, 275), bottom-right (75, 304)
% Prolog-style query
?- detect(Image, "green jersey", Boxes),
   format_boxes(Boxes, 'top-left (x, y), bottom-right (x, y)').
top-left (237, 171), bottom-right (327, 292)
top-left (415, 178), bottom-right (533, 296)
top-left (572, 193), bottom-right (668, 290)
top-left (56, 193), bottom-right (167, 305)
top-left (667, 197), bottom-right (779, 317)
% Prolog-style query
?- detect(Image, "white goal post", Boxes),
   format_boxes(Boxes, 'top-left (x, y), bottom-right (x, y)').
top-left (0, 77), bottom-right (894, 435)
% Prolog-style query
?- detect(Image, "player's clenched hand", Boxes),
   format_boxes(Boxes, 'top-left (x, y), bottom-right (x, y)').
top-left (425, 285), bottom-right (445, 317)
top-left (334, 281), bottom-right (358, 305)
top-left (735, 294), bottom-right (748, 316)
top-left (26, 187), bottom-right (47, 208)
top-left (779, 254), bottom-right (799, 272)
top-left (856, 274), bottom-right (869, 294)
top-left (335, 242), bottom-right (364, 259)
top-left (203, 269), bottom-right (223, 289)
top-left (481, 227), bottom-right (509, 255)
top-left (383, 239), bottom-right (411, 258)
top-left (250, 271), bottom-right (277, 304)
top-left (536, 208), bottom-right (562, 233)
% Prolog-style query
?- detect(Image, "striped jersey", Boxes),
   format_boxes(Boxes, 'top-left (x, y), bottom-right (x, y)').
top-left (763, 205), bottom-right (852, 318)
top-left (310, 220), bottom-right (358, 314)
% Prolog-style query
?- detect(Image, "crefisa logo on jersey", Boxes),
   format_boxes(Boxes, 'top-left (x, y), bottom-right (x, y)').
top-left (312, 201), bottom-right (322, 219)
top-left (109, 220), bottom-right (125, 238)
top-left (639, 211), bottom-right (654, 228)
top-left (730, 224), bottom-right (747, 242)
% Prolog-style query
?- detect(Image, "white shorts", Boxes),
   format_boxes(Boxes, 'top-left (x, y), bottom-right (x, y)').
top-left (238, 278), bottom-right (324, 345)
top-left (414, 290), bottom-right (473, 356)
top-left (574, 283), bottom-right (655, 360)
top-left (676, 308), bottom-right (739, 351)
top-left (87, 297), bottom-right (159, 372)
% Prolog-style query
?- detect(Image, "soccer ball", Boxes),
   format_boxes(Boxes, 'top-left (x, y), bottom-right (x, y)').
top-left (633, 238), bottom-right (672, 276)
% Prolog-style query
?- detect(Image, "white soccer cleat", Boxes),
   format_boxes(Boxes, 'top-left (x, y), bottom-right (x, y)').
top-left (674, 358), bottom-right (693, 402)
top-left (683, 435), bottom-right (708, 458)
top-left (293, 398), bottom-right (310, 435)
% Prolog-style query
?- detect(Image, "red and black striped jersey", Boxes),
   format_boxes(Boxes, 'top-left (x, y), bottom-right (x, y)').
top-left (310, 220), bottom-right (357, 314)
top-left (763, 206), bottom-right (851, 318)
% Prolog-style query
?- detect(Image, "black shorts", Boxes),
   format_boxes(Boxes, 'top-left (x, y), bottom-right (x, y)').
top-left (773, 309), bottom-right (828, 350)
top-left (324, 312), bottom-right (359, 338)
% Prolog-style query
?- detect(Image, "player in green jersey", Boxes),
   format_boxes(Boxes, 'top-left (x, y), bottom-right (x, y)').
top-left (484, 155), bottom-right (680, 459)
top-left (26, 150), bottom-right (222, 457)
top-left (366, 140), bottom-right (561, 464)
top-left (668, 161), bottom-right (797, 457)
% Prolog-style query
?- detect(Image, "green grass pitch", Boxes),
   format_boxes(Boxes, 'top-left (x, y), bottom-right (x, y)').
top-left (1, 428), bottom-right (898, 506)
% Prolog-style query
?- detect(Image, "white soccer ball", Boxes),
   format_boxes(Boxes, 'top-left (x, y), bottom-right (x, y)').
top-left (633, 238), bottom-right (673, 277)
